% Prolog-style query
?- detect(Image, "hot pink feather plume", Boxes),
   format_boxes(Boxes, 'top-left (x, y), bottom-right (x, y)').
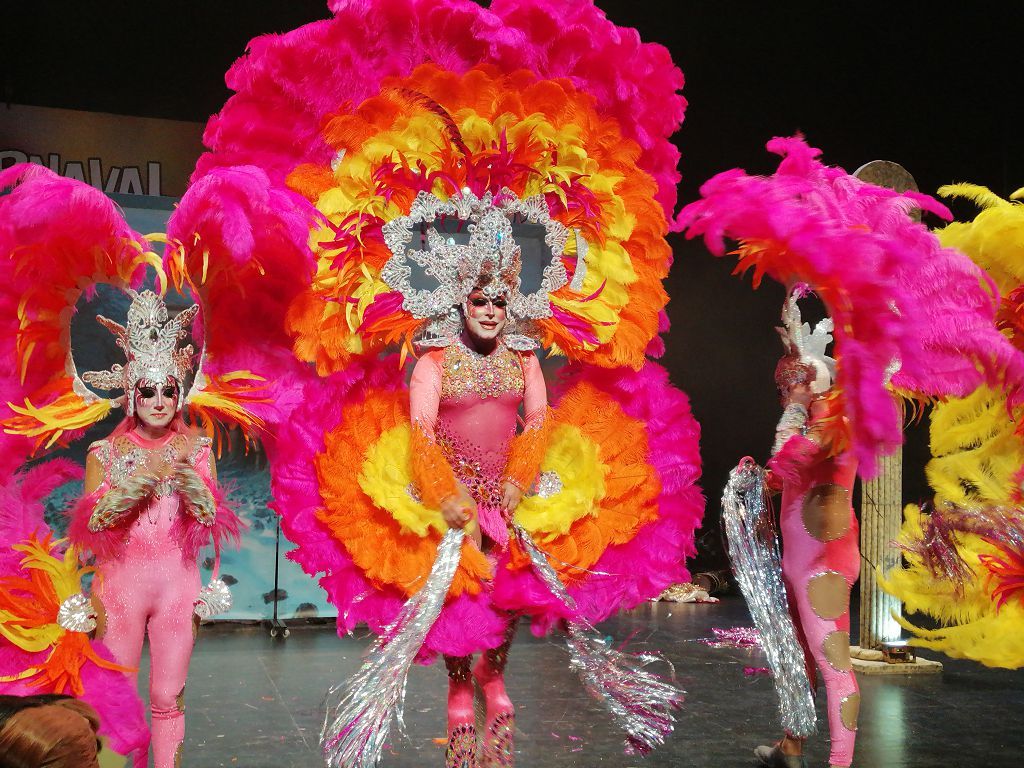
top-left (676, 136), bottom-right (1024, 477)
top-left (195, 0), bottom-right (684, 217)
top-left (0, 461), bottom-right (82, 571)
top-left (79, 644), bottom-right (151, 765)
top-left (167, 166), bottom-right (320, 359)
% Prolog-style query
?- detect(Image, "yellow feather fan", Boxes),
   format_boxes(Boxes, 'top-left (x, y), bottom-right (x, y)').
top-left (883, 185), bottom-right (1024, 667)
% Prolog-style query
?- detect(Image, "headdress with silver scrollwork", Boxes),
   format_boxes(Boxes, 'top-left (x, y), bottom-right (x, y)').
top-left (380, 188), bottom-right (588, 350)
top-left (81, 290), bottom-right (199, 415)
top-left (775, 284), bottom-right (836, 395)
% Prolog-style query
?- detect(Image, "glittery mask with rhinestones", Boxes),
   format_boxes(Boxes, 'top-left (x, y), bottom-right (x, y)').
top-left (82, 290), bottom-right (199, 416)
top-left (380, 188), bottom-right (586, 349)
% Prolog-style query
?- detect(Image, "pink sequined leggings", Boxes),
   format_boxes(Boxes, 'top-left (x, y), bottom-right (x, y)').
top-left (781, 483), bottom-right (861, 767)
top-left (97, 552), bottom-right (200, 768)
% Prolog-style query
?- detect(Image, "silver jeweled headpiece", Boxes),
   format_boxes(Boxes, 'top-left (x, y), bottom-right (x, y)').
top-left (380, 188), bottom-right (588, 350)
top-left (82, 290), bottom-right (199, 415)
top-left (776, 284), bottom-right (836, 394)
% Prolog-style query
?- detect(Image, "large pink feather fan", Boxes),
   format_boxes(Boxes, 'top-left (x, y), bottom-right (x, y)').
top-left (676, 136), bottom-right (1024, 478)
top-left (0, 165), bottom-right (152, 473)
top-left (492, 361), bottom-right (704, 633)
top-left (0, 461), bottom-right (81, 571)
top-left (196, 0), bottom-right (684, 216)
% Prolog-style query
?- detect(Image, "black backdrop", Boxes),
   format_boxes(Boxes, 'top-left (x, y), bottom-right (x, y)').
top-left (3, 1), bottom-right (1020, 570)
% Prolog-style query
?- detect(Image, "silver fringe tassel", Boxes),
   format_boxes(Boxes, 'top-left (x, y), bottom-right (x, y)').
top-left (513, 525), bottom-right (684, 755)
top-left (721, 460), bottom-right (816, 737)
top-left (321, 528), bottom-right (465, 768)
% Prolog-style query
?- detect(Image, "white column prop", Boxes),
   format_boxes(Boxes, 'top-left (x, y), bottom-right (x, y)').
top-left (849, 160), bottom-right (941, 673)
top-left (858, 447), bottom-right (904, 648)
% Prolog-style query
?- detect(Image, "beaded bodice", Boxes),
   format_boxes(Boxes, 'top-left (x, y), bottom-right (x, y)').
top-left (92, 432), bottom-right (210, 498)
top-left (436, 341), bottom-right (525, 510)
top-left (440, 340), bottom-right (525, 400)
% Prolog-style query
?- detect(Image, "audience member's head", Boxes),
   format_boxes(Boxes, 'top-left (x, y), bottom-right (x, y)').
top-left (0, 694), bottom-right (101, 768)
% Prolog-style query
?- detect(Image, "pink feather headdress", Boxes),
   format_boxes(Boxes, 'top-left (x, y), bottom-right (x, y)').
top-left (193, 0), bottom-right (686, 372)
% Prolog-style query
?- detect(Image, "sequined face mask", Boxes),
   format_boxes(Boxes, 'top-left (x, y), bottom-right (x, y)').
top-left (134, 378), bottom-right (180, 429)
top-left (463, 290), bottom-right (508, 342)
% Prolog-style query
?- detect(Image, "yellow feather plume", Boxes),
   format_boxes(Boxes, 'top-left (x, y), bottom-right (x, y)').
top-left (883, 182), bottom-right (1024, 667)
top-left (3, 392), bottom-right (113, 451)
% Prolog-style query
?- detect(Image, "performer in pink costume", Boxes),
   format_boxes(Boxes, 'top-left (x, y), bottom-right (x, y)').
top-left (67, 291), bottom-right (239, 768)
top-left (680, 136), bottom-right (1024, 768)
top-left (758, 348), bottom-right (860, 768)
top-left (409, 285), bottom-right (548, 768)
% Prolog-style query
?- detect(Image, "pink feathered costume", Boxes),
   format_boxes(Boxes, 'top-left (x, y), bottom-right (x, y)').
top-left (679, 136), bottom-right (1024, 768)
top-left (770, 405), bottom-right (860, 766)
top-left (68, 422), bottom-right (239, 768)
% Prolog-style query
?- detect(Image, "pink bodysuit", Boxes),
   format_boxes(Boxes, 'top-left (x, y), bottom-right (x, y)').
top-left (83, 429), bottom-right (216, 768)
top-left (410, 338), bottom-right (547, 551)
top-left (770, 414), bottom-right (861, 768)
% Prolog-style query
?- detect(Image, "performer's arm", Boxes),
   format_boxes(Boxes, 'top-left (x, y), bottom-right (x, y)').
top-left (84, 444), bottom-right (160, 532)
top-left (68, 441), bottom-right (155, 560)
top-left (169, 437), bottom-right (243, 557)
top-left (409, 352), bottom-right (472, 529)
top-left (501, 353), bottom-right (552, 513)
top-left (173, 439), bottom-right (217, 527)
top-left (767, 397), bottom-right (836, 485)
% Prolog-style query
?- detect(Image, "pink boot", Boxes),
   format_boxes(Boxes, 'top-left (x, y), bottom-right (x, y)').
top-left (473, 619), bottom-right (517, 767)
top-left (445, 655), bottom-right (478, 768)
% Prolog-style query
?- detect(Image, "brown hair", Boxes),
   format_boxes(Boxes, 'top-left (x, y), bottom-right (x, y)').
top-left (0, 695), bottom-right (101, 768)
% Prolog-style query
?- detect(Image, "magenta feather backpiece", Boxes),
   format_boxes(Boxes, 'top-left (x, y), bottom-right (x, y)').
top-left (196, 0), bottom-right (685, 217)
top-left (0, 165), bottom-right (152, 475)
top-left (677, 136), bottom-right (1024, 478)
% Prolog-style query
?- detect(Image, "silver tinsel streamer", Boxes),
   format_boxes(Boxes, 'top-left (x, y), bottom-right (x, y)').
top-left (321, 528), bottom-right (465, 768)
top-left (512, 525), bottom-right (684, 755)
top-left (721, 460), bottom-right (816, 737)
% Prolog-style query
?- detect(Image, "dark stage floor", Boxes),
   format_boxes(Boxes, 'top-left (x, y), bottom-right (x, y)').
top-left (154, 597), bottom-right (1024, 767)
